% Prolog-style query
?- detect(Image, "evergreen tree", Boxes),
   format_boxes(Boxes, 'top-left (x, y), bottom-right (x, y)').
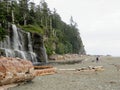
top-left (18, 0), bottom-right (30, 25)
top-left (0, 0), bottom-right (86, 55)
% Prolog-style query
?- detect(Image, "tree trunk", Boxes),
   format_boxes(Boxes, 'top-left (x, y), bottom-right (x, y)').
top-left (23, 14), bottom-right (27, 25)
top-left (50, 16), bottom-right (52, 30)
top-left (12, 10), bottom-right (15, 24)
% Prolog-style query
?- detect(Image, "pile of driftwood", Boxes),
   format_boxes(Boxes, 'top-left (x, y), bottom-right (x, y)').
top-left (34, 66), bottom-right (56, 76)
top-left (58, 66), bottom-right (104, 72)
top-left (0, 57), bottom-right (35, 86)
top-left (0, 56), bottom-right (56, 87)
top-left (76, 66), bottom-right (104, 71)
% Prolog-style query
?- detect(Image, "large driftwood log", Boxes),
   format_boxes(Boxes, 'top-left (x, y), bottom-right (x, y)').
top-left (0, 57), bottom-right (35, 86)
top-left (34, 66), bottom-right (56, 76)
top-left (34, 68), bottom-right (56, 76)
top-left (34, 65), bottom-right (53, 69)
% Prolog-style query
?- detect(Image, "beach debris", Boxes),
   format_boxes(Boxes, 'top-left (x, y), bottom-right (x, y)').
top-left (34, 65), bottom-right (53, 69)
top-left (34, 66), bottom-right (56, 76)
top-left (58, 66), bottom-right (104, 72)
top-left (58, 69), bottom-right (76, 71)
top-left (109, 81), bottom-right (117, 84)
top-left (111, 64), bottom-right (120, 71)
top-left (0, 57), bottom-right (35, 86)
top-left (76, 66), bottom-right (104, 71)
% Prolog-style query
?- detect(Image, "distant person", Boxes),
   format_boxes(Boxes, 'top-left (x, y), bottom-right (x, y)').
top-left (96, 56), bottom-right (100, 63)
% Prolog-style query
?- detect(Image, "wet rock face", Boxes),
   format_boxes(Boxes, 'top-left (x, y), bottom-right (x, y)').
top-left (32, 33), bottom-right (48, 63)
top-left (0, 24), bottom-right (48, 63)
top-left (0, 57), bottom-right (35, 86)
top-left (32, 33), bottom-right (43, 62)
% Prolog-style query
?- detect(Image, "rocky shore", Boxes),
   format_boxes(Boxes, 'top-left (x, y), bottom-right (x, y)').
top-left (10, 55), bottom-right (120, 90)
top-left (49, 54), bottom-right (84, 60)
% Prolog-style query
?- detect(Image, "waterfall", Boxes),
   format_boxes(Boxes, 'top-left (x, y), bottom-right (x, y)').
top-left (27, 32), bottom-right (33, 52)
top-left (40, 46), bottom-right (48, 63)
top-left (4, 49), bottom-right (14, 57)
top-left (27, 32), bottom-right (38, 62)
top-left (12, 24), bottom-right (22, 50)
top-left (29, 52), bottom-right (38, 62)
top-left (0, 24), bottom-right (40, 63)
top-left (0, 36), bottom-right (11, 49)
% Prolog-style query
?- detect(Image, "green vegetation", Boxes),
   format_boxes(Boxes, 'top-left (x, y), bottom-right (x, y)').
top-left (0, 27), bottom-right (6, 41)
top-left (0, 0), bottom-right (85, 55)
top-left (21, 25), bottom-right (44, 34)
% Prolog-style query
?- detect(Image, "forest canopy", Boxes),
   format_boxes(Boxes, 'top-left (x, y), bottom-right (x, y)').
top-left (0, 0), bottom-right (85, 55)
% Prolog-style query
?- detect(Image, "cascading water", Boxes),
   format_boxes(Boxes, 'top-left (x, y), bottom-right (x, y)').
top-left (27, 32), bottom-right (33, 52)
top-left (0, 24), bottom-right (46, 63)
top-left (12, 24), bottom-right (21, 50)
top-left (27, 32), bottom-right (38, 62)
top-left (12, 24), bottom-right (26, 59)
top-left (40, 46), bottom-right (48, 63)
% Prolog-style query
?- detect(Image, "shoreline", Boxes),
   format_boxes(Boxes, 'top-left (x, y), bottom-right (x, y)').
top-left (10, 56), bottom-right (120, 90)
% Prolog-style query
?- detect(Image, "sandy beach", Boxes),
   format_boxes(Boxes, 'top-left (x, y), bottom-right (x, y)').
top-left (10, 56), bottom-right (120, 90)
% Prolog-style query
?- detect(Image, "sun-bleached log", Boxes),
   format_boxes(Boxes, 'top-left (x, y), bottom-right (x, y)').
top-left (0, 57), bottom-right (35, 86)
top-left (58, 66), bottom-right (104, 72)
top-left (34, 66), bottom-right (56, 76)
top-left (34, 65), bottom-right (53, 69)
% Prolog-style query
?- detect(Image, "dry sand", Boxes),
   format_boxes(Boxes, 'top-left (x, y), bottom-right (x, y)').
top-left (10, 56), bottom-right (120, 90)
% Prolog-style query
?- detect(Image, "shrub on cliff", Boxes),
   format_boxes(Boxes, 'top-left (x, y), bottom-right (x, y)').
top-left (0, 27), bottom-right (6, 41)
top-left (21, 25), bottom-right (44, 35)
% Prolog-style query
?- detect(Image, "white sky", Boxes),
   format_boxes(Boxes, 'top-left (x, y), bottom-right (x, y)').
top-left (35, 0), bottom-right (120, 56)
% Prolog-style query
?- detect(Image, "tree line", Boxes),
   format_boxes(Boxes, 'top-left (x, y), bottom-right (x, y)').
top-left (0, 0), bottom-right (85, 55)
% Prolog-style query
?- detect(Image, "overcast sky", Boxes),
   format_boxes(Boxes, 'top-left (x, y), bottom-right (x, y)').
top-left (35, 0), bottom-right (120, 56)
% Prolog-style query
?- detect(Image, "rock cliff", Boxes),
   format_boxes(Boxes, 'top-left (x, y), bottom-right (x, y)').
top-left (0, 24), bottom-right (48, 63)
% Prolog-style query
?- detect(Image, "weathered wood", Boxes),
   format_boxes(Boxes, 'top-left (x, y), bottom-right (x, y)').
top-left (34, 65), bottom-right (53, 69)
top-left (0, 57), bottom-right (35, 86)
top-left (58, 66), bottom-right (104, 72)
top-left (58, 69), bottom-right (76, 71)
top-left (34, 68), bottom-right (56, 76)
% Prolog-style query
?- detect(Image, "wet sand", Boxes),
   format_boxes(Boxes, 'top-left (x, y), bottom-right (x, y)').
top-left (10, 56), bottom-right (120, 90)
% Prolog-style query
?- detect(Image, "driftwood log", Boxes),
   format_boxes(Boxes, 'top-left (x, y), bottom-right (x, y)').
top-left (58, 66), bottom-right (104, 72)
top-left (34, 65), bottom-right (53, 69)
top-left (34, 66), bottom-right (56, 76)
top-left (0, 57), bottom-right (35, 86)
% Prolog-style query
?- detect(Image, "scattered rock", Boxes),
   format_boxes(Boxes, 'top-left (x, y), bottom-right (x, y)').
top-left (109, 81), bottom-right (117, 84)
